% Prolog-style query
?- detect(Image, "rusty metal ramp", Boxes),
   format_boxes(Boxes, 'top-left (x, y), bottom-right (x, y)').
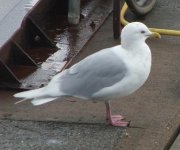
top-left (0, 0), bottom-right (113, 89)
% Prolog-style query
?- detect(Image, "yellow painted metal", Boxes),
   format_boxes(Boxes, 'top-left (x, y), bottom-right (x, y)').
top-left (120, 3), bottom-right (180, 36)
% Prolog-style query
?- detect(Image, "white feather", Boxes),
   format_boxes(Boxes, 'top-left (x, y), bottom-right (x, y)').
top-left (31, 98), bottom-right (57, 106)
top-left (14, 87), bottom-right (45, 99)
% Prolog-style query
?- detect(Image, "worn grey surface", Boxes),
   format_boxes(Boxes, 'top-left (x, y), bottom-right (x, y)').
top-left (0, 119), bottom-right (125, 150)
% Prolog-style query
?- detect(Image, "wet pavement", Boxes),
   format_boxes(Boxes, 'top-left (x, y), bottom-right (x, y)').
top-left (0, 0), bottom-right (180, 149)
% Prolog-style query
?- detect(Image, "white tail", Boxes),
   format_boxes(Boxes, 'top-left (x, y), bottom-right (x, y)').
top-left (31, 98), bottom-right (57, 106)
top-left (14, 87), bottom-right (60, 105)
top-left (14, 87), bottom-right (45, 99)
top-left (14, 72), bottom-right (66, 105)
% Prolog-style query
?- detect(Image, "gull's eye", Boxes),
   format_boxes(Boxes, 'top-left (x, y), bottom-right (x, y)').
top-left (141, 30), bottom-right (146, 34)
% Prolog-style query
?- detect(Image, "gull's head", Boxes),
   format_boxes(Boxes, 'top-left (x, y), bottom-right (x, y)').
top-left (121, 22), bottom-right (160, 48)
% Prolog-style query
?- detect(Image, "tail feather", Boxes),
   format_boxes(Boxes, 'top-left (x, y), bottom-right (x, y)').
top-left (31, 98), bottom-right (57, 106)
top-left (14, 87), bottom-right (58, 105)
top-left (14, 88), bottom-right (45, 99)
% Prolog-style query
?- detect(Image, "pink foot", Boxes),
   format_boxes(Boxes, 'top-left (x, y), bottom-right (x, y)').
top-left (106, 114), bottom-right (129, 127)
top-left (110, 118), bottom-right (130, 127)
top-left (111, 115), bottom-right (124, 120)
top-left (105, 101), bottom-right (130, 127)
top-left (106, 115), bottom-right (124, 121)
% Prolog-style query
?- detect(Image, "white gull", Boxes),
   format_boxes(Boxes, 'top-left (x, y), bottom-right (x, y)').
top-left (14, 22), bottom-right (161, 127)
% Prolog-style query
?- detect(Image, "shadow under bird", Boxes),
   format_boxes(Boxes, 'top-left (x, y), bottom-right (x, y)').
top-left (14, 22), bottom-right (161, 127)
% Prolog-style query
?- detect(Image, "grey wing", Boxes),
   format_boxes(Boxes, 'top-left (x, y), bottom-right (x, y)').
top-left (59, 49), bottom-right (128, 99)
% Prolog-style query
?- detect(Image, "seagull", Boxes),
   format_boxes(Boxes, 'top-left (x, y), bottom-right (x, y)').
top-left (14, 22), bottom-right (161, 127)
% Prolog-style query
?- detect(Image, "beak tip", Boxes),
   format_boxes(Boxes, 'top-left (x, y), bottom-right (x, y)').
top-left (151, 32), bottom-right (161, 39)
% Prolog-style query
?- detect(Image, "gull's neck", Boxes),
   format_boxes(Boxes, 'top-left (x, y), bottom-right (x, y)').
top-left (121, 40), bottom-right (146, 51)
top-left (121, 35), bottom-right (146, 50)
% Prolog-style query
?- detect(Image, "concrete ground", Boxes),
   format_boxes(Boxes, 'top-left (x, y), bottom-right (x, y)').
top-left (0, 0), bottom-right (180, 149)
top-left (0, 120), bottom-right (125, 150)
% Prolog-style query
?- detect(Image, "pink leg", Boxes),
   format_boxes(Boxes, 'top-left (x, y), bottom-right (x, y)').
top-left (105, 101), bottom-right (130, 127)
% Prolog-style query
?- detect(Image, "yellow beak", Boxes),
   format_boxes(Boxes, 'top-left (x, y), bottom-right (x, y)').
top-left (150, 32), bottom-right (161, 39)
